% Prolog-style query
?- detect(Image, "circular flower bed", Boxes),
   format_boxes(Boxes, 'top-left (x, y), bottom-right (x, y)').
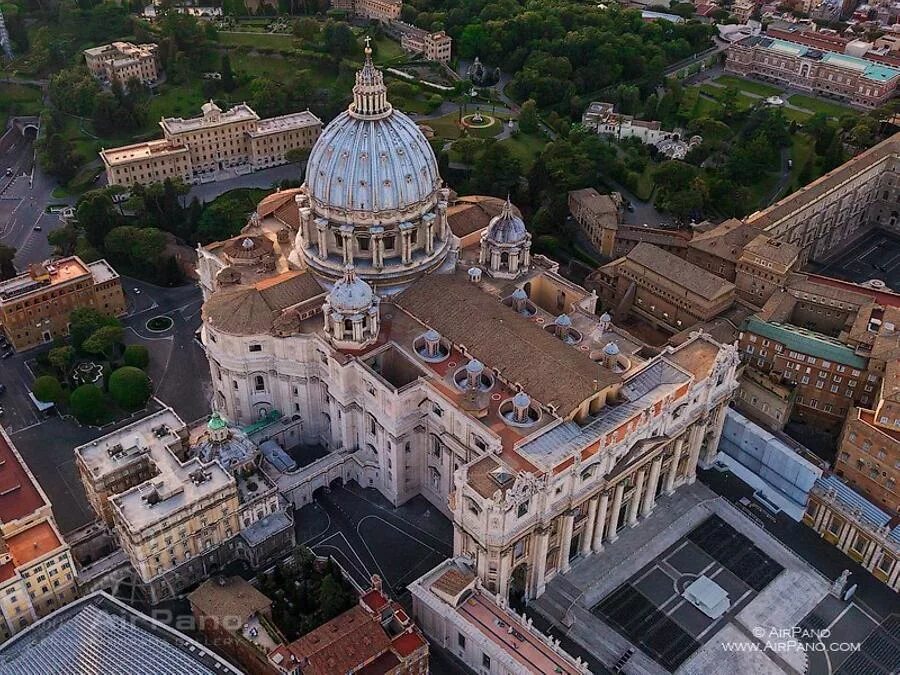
top-left (146, 316), bottom-right (174, 332)
top-left (461, 113), bottom-right (496, 129)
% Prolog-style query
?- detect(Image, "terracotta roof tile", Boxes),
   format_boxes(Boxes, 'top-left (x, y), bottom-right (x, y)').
top-left (627, 242), bottom-right (735, 300)
top-left (396, 274), bottom-right (620, 415)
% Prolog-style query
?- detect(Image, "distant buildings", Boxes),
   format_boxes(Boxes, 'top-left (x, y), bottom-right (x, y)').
top-left (75, 408), bottom-right (294, 603)
top-left (568, 188), bottom-right (623, 257)
top-left (395, 24), bottom-right (452, 63)
top-left (0, 428), bottom-right (78, 640)
top-left (410, 557), bottom-right (588, 675)
top-left (0, 590), bottom-right (243, 673)
top-left (83, 42), bottom-right (160, 87)
top-left (331, 0), bottom-right (401, 22)
top-left (582, 101), bottom-right (702, 158)
top-left (725, 32), bottom-right (900, 107)
top-left (0, 256), bottom-right (125, 351)
top-left (101, 101), bottom-right (322, 188)
top-left (189, 574), bottom-right (430, 675)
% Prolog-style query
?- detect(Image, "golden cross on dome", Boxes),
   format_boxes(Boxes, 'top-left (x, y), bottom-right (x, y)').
top-left (364, 36), bottom-right (372, 51)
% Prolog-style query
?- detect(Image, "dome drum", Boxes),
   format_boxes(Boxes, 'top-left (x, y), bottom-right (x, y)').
top-left (413, 330), bottom-right (450, 363)
top-left (499, 392), bottom-right (541, 427)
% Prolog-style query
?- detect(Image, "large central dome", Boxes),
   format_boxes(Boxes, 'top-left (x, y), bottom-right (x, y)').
top-left (305, 48), bottom-right (441, 226)
top-left (295, 40), bottom-right (452, 289)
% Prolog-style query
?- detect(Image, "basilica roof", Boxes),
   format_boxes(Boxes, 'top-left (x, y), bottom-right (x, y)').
top-left (203, 271), bottom-right (324, 335)
top-left (304, 48), bottom-right (440, 224)
top-left (396, 274), bottom-right (620, 416)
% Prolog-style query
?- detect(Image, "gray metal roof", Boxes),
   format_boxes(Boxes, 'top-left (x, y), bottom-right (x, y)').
top-left (0, 591), bottom-right (242, 674)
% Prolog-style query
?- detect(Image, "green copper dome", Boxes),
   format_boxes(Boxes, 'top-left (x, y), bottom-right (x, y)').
top-left (207, 412), bottom-right (227, 431)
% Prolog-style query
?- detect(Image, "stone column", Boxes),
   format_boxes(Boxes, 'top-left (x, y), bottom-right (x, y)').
top-left (532, 526), bottom-right (550, 597)
top-left (370, 226), bottom-right (384, 269)
top-left (491, 250), bottom-right (500, 273)
top-left (316, 219), bottom-right (328, 258)
top-left (642, 457), bottom-right (663, 518)
top-left (592, 491), bottom-right (609, 552)
top-left (837, 522), bottom-right (855, 550)
top-left (580, 498), bottom-right (598, 556)
top-left (627, 469), bottom-right (646, 527)
top-left (497, 551), bottom-right (512, 601)
top-left (862, 540), bottom-right (879, 569)
top-left (509, 251), bottom-right (519, 275)
top-left (341, 225), bottom-right (354, 266)
top-left (888, 560), bottom-right (900, 591)
top-left (424, 214), bottom-right (435, 255)
top-left (665, 438), bottom-right (684, 495)
top-left (700, 404), bottom-right (727, 469)
top-left (608, 483), bottom-right (625, 542)
top-left (686, 421), bottom-right (706, 485)
top-left (558, 512), bottom-right (575, 573)
top-left (333, 314), bottom-right (345, 341)
top-left (813, 501), bottom-right (828, 531)
top-left (352, 318), bottom-right (363, 343)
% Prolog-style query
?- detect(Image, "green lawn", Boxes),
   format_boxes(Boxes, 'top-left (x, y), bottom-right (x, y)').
top-left (148, 83), bottom-right (208, 121)
top-left (498, 132), bottom-right (547, 171)
top-left (369, 36), bottom-right (405, 64)
top-left (787, 94), bottom-right (855, 118)
top-left (0, 83), bottom-right (43, 129)
top-left (713, 75), bottom-right (783, 97)
top-left (786, 132), bottom-right (815, 190)
top-left (218, 32), bottom-right (297, 50)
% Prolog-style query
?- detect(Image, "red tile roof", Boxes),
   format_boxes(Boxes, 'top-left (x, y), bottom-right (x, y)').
top-left (391, 630), bottom-right (427, 658)
top-left (0, 431), bottom-right (46, 524)
top-left (6, 521), bottom-right (62, 568)
top-left (360, 589), bottom-right (388, 613)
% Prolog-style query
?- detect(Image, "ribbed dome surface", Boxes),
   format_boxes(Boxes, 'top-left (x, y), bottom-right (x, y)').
top-left (328, 266), bottom-right (375, 313)
top-left (306, 110), bottom-right (440, 221)
top-left (486, 197), bottom-right (528, 245)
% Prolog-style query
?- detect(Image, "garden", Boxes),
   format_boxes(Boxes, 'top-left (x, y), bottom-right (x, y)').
top-left (256, 547), bottom-right (356, 641)
top-left (31, 308), bottom-right (153, 426)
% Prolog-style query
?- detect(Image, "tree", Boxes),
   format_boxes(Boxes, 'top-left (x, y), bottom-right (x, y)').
top-left (108, 366), bottom-right (151, 410)
top-left (322, 21), bottom-right (356, 60)
top-left (82, 325), bottom-right (124, 360)
top-left (221, 53), bottom-right (235, 93)
top-left (124, 344), bottom-right (150, 369)
top-left (70, 307), bottom-right (120, 351)
top-left (0, 244), bottom-right (16, 280)
top-left (48, 346), bottom-right (75, 374)
top-left (76, 190), bottom-right (120, 247)
top-left (293, 17), bottom-right (320, 40)
top-left (518, 99), bottom-right (540, 134)
top-left (48, 224), bottom-right (79, 256)
top-left (33, 376), bottom-right (64, 404)
top-left (317, 574), bottom-right (350, 620)
top-left (469, 142), bottom-right (522, 197)
top-left (70, 384), bottom-right (106, 424)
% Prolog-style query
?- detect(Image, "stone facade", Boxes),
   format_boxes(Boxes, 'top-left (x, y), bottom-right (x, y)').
top-left (0, 257), bottom-right (126, 351)
top-left (102, 101), bottom-right (322, 188)
top-left (399, 28), bottom-right (452, 63)
top-left (83, 42), bottom-right (160, 86)
top-left (568, 188), bottom-right (622, 258)
top-left (75, 408), bottom-right (294, 604)
top-left (725, 34), bottom-right (899, 108)
top-left (196, 51), bottom-right (742, 607)
top-left (0, 428), bottom-right (78, 641)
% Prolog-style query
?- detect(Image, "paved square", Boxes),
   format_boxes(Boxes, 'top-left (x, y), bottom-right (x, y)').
top-left (594, 515), bottom-right (783, 671)
top-left (815, 230), bottom-right (900, 290)
top-left (296, 481), bottom-right (453, 601)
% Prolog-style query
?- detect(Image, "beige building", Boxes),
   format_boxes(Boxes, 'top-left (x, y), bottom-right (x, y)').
top-left (0, 257), bottom-right (125, 351)
top-left (333, 0), bottom-right (401, 21)
top-left (593, 242), bottom-right (736, 334)
top-left (568, 188), bottom-right (622, 257)
top-left (734, 367), bottom-right (796, 431)
top-left (747, 133), bottom-right (900, 266)
top-left (397, 25), bottom-right (452, 63)
top-left (102, 101), bottom-right (322, 188)
top-left (75, 408), bottom-right (293, 603)
top-left (0, 428), bottom-right (78, 640)
top-left (83, 42), bottom-right (160, 86)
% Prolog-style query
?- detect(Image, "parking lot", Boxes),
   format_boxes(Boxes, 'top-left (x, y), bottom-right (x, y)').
top-left (296, 482), bottom-right (453, 597)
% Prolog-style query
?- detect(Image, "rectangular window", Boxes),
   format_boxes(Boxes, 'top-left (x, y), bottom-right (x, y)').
top-left (458, 633), bottom-right (466, 649)
top-left (482, 653), bottom-right (491, 670)
top-left (249, 344), bottom-right (262, 352)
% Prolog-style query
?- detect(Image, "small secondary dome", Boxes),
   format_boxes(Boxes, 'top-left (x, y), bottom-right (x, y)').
top-left (485, 196), bottom-right (527, 245)
top-left (466, 359), bottom-right (485, 374)
top-left (512, 287), bottom-right (527, 301)
top-left (513, 391), bottom-right (531, 408)
top-left (603, 341), bottom-right (620, 356)
top-left (207, 412), bottom-right (227, 431)
top-left (329, 265), bottom-right (374, 313)
top-left (555, 314), bottom-right (573, 328)
top-left (424, 328), bottom-right (441, 342)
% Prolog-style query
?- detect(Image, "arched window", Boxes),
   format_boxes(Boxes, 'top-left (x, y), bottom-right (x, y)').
top-left (254, 375), bottom-right (265, 392)
top-left (429, 467), bottom-right (441, 490)
top-left (344, 318), bottom-right (353, 333)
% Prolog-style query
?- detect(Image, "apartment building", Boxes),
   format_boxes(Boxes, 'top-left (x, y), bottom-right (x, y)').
top-left (568, 188), bottom-right (622, 258)
top-left (102, 101), bottom-right (322, 188)
top-left (332, 0), bottom-right (401, 21)
top-left (725, 34), bottom-right (900, 107)
top-left (0, 428), bottom-right (78, 641)
top-left (75, 408), bottom-right (293, 603)
top-left (0, 257), bottom-right (125, 351)
top-left (83, 41), bottom-right (160, 86)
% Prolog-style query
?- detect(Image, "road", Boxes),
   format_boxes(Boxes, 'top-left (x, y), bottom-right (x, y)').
top-left (0, 126), bottom-right (72, 270)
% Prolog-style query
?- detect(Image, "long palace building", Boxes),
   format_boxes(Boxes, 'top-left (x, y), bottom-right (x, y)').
top-left (196, 45), bottom-right (741, 604)
top-left (101, 101), bottom-right (322, 188)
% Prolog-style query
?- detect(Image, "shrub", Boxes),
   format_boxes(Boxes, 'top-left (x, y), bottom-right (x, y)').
top-left (108, 366), bottom-right (151, 410)
top-left (33, 375), bottom-right (64, 403)
top-left (123, 344), bottom-right (150, 369)
top-left (70, 384), bottom-right (106, 424)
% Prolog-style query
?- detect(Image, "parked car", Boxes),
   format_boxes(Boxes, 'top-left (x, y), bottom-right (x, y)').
top-left (1, 352), bottom-right (11, 360)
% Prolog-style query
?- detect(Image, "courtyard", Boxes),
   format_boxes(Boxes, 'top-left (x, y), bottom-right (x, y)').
top-left (295, 482), bottom-right (453, 599)
top-left (813, 229), bottom-right (900, 291)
